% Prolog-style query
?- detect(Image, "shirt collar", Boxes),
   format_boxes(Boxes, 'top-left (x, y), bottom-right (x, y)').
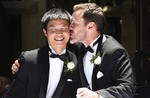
top-left (49, 46), bottom-right (66, 55)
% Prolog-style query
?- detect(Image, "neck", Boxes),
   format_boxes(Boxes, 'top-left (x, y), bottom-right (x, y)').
top-left (83, 33), bottom-right (100, 47)
top-left (50, 46), bottom-right (66, 54)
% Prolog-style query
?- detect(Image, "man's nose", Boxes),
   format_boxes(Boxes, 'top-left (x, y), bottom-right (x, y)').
top-left (56, 30), bottom-right (63, 34)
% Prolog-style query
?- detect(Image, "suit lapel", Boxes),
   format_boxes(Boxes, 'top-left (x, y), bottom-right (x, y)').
top-left (52, 69), bottom-right (67, 97)
top-left (96, 34), bottom-right (103, 56)
top-left (39, 46), bottom-right (49, 98)
top-left (78, 44), bottom-right (89, 87)
top-left (92, 35), bottom-right (103, 90)
top-left (79, 58), bottom-right (89, 87)
top-left (92, 65), bottom-right (99, 90)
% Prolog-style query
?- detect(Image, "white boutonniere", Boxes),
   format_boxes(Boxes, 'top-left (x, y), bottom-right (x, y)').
top-left (64, 58), bottom-right (75, 73)
top-left (90, 51), bottom-right (101, 65)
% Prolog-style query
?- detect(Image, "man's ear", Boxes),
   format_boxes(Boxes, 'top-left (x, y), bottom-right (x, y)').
top-left (87, 22), bottom-right (96, 30)
top-left (43, 29), bottom-right (47, 37)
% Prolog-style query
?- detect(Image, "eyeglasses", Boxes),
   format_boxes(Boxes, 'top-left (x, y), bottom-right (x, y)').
top-left (48, 26), bottom-right (70, 34)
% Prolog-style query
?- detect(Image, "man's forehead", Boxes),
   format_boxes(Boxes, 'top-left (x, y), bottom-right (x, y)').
top-left (72, 10), bottom-right (85, 22)
top-left (49, 24), bottom-right (69, 27)
top-left (73, 9), bottom-right (84, 16)
top-left (48, 19), bottom-right (69, 24)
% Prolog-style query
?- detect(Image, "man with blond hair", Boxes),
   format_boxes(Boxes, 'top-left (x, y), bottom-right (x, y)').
top-left (70, 3), bottom-right (136, 98)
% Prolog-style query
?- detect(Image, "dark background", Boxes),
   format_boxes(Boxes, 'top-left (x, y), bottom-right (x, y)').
top-left (0, 0), bottom-right (150, 97)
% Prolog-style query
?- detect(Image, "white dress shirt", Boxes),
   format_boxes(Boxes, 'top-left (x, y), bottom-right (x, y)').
top-left (83, 36), bottom-right (99, 89)
top-left (83, 35), bottom-right (106, 98)
top-left (46, 46), bottom-right (66, 98)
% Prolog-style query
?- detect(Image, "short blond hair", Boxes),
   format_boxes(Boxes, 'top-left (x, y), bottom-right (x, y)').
top-left (73, 3), bottom-right (101, 11)
top-left (73, 3), bottom-right (106, 33)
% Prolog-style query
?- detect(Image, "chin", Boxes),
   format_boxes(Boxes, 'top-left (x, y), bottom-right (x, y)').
top-left (70, 40), bottom-right (77, 44)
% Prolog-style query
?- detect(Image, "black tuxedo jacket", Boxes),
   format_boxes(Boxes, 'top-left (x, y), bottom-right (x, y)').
top-left (5, 45), bottom-right (80, 98)
top-left (78, 35), bottom-right (136, 98)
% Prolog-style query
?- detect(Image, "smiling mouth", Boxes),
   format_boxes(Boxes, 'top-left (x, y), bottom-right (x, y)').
top-left (54, 37), bottom-right (64, 41)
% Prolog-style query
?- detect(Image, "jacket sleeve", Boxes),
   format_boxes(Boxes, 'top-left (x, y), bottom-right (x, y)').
top-left (5, 52), bottom-right (28, 98)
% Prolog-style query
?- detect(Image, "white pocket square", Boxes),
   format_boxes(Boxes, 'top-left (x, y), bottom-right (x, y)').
top-left (67, 79), bottom-right (73, 81)
top-left (97, 71), bottom-right (104, 79)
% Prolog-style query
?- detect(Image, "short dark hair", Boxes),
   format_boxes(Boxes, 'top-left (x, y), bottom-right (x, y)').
top-left (41, 8), bottom-right (71, 30)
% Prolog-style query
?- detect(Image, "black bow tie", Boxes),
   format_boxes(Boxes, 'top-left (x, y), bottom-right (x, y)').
top-left (50, 53), bottom-right (67, 61)
top-left (48, 47), bottom-right (67, 61)
top-left (85, 35), bottom-right (104, 53)
top-left (84, 46), bottom-right (94, 53)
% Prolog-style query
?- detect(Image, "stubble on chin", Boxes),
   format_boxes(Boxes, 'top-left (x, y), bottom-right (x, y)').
top-left (69, 38), bottom-right (75, 44)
